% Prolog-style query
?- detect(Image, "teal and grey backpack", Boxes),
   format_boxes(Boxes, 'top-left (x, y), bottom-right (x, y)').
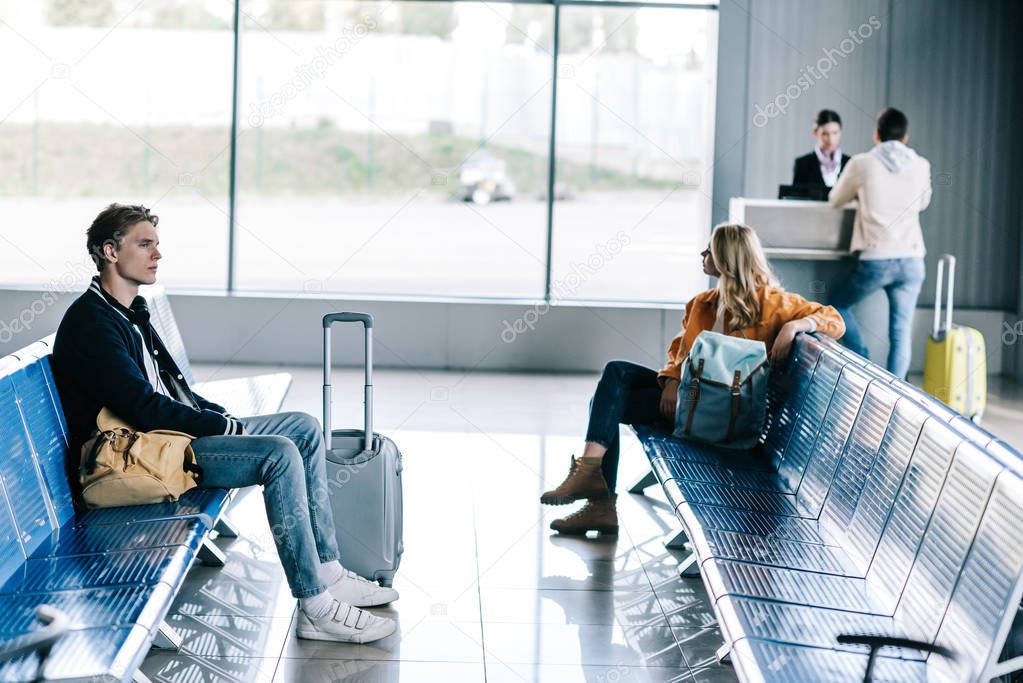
top-left (673, 330), bottom-right (770, 450)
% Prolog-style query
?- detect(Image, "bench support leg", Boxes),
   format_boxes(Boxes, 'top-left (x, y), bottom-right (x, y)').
top-left (678, 552), bottom-right (700, 578)
top-left (663, 529), bottom-right (688, 550)
top-left (628, 470), bottom-right (658, 495)
top-left (152, 621), bottom-right (183, 651)
top-left (198, 537), bottom-right (227, 567)
top-left (132, 671), bottom-right (154, 683)
top-left (716, 642), bottom-right (732, 664)
top-left (991, 654), bottom-right (1023, 677)
top-left (214, 514), bottom-right (240, 538)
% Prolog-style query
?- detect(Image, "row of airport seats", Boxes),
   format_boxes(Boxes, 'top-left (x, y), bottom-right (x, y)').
top-left (631, 332), bottom-right (1023, 682)
top-left (0, 287), bottom-right (291, 681)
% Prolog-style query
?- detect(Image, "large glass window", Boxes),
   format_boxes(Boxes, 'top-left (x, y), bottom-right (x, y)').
top-left (235, 1), bottom-right (553, 298)
top-left (0, 1), bottom-right (234, 290)
top-left (551, 6), bottom-right (717, 303)
top-left (0, 0), bottom-right (718, 304)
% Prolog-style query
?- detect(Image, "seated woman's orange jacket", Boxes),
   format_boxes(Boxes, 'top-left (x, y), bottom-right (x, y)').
top-left (658, 285), bottom-right (846, 383)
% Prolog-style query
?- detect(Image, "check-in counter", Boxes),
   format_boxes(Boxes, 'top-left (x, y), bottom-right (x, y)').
top-left (728, 196), bottom-right (882, 353)
top-left (729, 197), bottom-right (856, 260)
top-left (728, 198), bottom-right (859, 301)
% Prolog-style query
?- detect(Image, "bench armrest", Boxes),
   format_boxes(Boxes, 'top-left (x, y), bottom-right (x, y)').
top-left (837, 633), bottom-right (955, 683)
top-left (0, 605), bottom-right (70, 668)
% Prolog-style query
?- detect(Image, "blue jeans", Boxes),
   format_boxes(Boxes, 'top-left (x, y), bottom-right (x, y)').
top-left (191, 412), bottom-right (340, 598)
top-left (829, 257), bottom-right (925, 380)
top-left (585, 360), bottom-right (671, 493)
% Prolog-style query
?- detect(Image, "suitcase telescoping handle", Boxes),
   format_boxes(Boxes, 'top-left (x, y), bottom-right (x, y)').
top-left (322, 312), bottom-right (373, 453)
top-left (932, 254), bottom-right (956, 340)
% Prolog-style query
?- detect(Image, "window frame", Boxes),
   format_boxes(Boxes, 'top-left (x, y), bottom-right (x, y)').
top-left (224, 0), bottom-right (718, 304)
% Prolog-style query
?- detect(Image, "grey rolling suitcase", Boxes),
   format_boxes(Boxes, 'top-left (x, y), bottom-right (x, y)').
top-left (322, 312), bottom-right (404, 587)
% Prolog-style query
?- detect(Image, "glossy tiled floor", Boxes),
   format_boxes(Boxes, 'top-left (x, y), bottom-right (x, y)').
top-left (139, 364), bottom-right (742, 683)
top-left (140, 363), bottom-right (1023, 682)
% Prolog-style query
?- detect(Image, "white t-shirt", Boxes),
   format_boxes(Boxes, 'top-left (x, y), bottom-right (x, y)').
top-left (133, 324), bottom-right (171, 398)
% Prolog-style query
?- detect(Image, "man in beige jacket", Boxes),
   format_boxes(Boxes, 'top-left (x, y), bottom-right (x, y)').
top-left (828, 107), bottom-right (932, 379)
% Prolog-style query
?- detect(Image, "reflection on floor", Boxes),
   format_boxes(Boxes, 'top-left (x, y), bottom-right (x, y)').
top-left (140, 363), bottom-right (1023, 682)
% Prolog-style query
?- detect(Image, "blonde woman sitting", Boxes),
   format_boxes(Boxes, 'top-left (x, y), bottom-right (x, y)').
top-left (540, 223), bottom-right (846, 535)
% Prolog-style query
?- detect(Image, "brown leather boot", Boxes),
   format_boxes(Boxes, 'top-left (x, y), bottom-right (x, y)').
top-left (540, 456), bottom-right (610, 505)
top-left (550, 496), bottom-right (619, 535)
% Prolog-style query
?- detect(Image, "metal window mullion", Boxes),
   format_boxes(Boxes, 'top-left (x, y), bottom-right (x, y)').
top-left (227, 0), bottom-right (242, 293)
top-left (543, 0), bottom-right (561, 303)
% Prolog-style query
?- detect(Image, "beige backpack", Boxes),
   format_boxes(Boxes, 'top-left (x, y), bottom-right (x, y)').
top-left (79, 408), bottom-right (201, 509)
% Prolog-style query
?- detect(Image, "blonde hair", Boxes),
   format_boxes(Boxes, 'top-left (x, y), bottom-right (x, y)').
top-left (709, 223), bottom-right (778, 332)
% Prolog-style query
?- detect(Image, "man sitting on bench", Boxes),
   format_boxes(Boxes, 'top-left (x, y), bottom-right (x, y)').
top-left (52, 203), bottom-right (397, 644)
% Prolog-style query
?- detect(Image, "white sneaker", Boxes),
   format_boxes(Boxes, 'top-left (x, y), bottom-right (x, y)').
top-left (327, 568), bottom-right (399, 607)
top-left (296, 599), bottom-right (396, 643)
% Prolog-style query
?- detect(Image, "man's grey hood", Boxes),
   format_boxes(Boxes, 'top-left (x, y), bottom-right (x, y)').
top-left (871, 140), bottom-right (918, 173)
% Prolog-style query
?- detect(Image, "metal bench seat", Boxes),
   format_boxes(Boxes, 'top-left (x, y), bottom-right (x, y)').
top-left (0, 545), bottom-right (194, 596)
top-left (633, 334), bottom-right (828, 478)
top-left (0, 624), bottom-right (156, 682)
top-left (702, 558), bottom-right (882, 613)
top-left (671, 482), bottom-right (802, 515)
top-left (731, 637), bottom-right (927, 683)
top-left (714, 441), bottom-right (1007, 649)
top-left (694, 528), bottom-right (857, 574)
top-left (674, 376), bottom-right (946, 580)
top-left (0, 584), bottom-right (174, 637)
top-left (73, 488), bottom-right (233, 531)
top-left (651, 457), bottom-right (782, 491)
top-left (636, 426), bottom-right (773, 469)
top-left (679, 504), bottom-right (832, 545)
top-left (695, 527), bottom-right (855, 576)
top-left (658, 352), bottom-right (864, 520)
top-left (701, 422), bottom-right (974, 610)
top-left (30, 517), bottom-right (206, 559)
top-left (631, 332), bottom-right (1023, 681)
top-left (724, 463), bottom-right (1023, 682)
top-left (0, 288), bottom-right (294, 680)
top-left (718, 597), bottom-right (912, 657)
top-left (628, 336), bottom-right (833, 504)
top-left (4, 348), bottom-right (237, 536)
top-left (676, 382), bottom-right (907, 571)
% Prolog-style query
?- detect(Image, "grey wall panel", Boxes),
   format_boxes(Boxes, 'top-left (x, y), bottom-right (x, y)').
top-left (716, 0), bottom-right (1022, 323)
top-left (0, 288), bottom-right (671, 372)
top-left (1009, 2), bottom-right (1023, 382)
top-left (710, 0), bottom-right (753, 225)
top-left (743, 0), bottom-right (888, 199)
top-left (0, 288), bottom-right (1004, 376)
top-left (1015, 185), bottom-right (1023, 380)
top-left (887, 0), bottom-right (1021, 310)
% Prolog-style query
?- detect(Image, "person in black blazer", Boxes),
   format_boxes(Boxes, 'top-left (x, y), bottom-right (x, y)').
top-left (792, 109), bottom-right (851, 188)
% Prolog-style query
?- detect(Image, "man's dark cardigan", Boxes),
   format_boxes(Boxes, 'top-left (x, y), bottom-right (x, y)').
top-left (52, 279), bottom-right (243, 462)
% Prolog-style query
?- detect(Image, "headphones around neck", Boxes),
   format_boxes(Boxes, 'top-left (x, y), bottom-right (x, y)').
top-left (127, 296), bottom-right (151, 327)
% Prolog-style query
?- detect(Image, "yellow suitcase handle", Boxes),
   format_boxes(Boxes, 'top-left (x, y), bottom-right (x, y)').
top-left (933, 254), bottom-right (956, 341)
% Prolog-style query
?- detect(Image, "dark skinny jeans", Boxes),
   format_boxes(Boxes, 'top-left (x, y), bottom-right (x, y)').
top-left (585, 360), bottom-right (672, 493)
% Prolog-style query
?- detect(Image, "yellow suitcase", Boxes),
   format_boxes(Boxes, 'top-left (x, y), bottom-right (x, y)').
top-left (922, 255), bottom-right (986, 421)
